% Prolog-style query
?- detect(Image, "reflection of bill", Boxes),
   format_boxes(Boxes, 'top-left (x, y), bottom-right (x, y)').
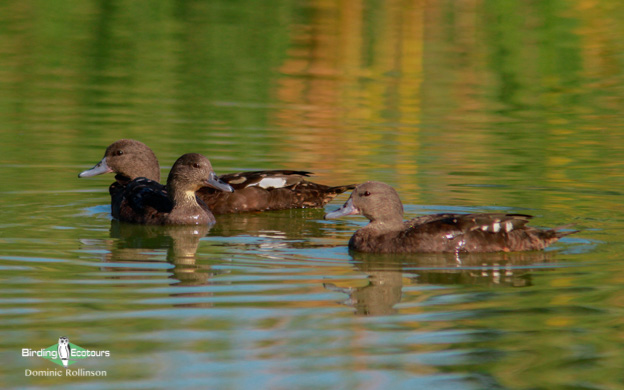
top-left (57, 337), bottom-right (71, 367)
top-left (325, 251), bottom-right (557, 316)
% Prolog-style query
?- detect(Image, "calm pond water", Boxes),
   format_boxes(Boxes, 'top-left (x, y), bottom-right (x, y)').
top-left (2, 0), bottom-right (624, 389)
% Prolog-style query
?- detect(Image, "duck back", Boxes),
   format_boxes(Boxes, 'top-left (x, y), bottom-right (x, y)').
top-left (114, 178), bottom-right (173, 224)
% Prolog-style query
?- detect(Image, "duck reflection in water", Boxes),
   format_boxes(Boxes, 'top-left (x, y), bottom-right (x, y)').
top-left (324, 251), bottom-right (557, 316)
top-left (104, 221), bottom-right (221, 287)
top-left (208, 208), bottom-right (327, 250)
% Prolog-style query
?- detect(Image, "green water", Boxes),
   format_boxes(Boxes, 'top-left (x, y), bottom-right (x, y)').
top-left (1, 0), bottom-right (624, 389)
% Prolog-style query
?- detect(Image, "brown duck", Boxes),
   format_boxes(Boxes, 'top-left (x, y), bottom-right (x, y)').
top-left (114, 153), bottom-right (233, 225)
top-left (79, 139), bottom-right (355, 215)
top-left (324, 181), bottom-right (577, 253)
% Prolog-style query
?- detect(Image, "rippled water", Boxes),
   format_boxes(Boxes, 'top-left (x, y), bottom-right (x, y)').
top-left (2, 1), bottom-right (624, 389)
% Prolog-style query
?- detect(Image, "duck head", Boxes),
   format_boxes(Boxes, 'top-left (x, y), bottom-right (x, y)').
top-left (325, 181), bottom-right (404, 226)
top-left (78, 139), bottom-right (160, 182)
top-left (167, 153), bottom-right (234, 196)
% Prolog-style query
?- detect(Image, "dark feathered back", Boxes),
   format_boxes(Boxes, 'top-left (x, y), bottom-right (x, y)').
top-left (115, 154), bottom-right (227, 225)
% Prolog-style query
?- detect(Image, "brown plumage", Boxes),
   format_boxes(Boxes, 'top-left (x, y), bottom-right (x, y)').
top-left (199, 170), bottom-right (355, 214)
top-left (79, 139), bottom-right (161, 183)
top-left (325, 181), bottom-right (577, 253)
top-left (113, 153), bottom-right (233, 225)
top-left (79, 139), bottom-right (355, 215)
top-left (79, 139), bottom-right (161, 220)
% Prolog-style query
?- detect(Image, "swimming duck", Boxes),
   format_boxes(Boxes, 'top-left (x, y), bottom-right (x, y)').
top-left (324, 181), bottom-right (576, 253)
top-left (79, 139), bottom-right (162, 219)
top-left (79, 139), bottom-right (355, 214)
top-left (115, 153), bottom-right (233, 225)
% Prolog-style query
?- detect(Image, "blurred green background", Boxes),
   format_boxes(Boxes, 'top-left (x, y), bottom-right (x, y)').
top-left (2, 0), bottom-right (624, 389)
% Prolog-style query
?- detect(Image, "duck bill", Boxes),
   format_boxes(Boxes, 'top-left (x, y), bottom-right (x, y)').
top-left (324, 198), bottom-right (360, 220)
top-left (78, 157), bottom-right (113, 178)
top-left (206, 172), bottom-right (234, 192)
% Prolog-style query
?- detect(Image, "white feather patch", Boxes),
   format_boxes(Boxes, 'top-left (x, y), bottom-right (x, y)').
top-left (492, 222), bottom-right (501, 233)
top-left (504, 221), bottom-right (513, 232)
top-left (250, 177), bottom-right (288, 189)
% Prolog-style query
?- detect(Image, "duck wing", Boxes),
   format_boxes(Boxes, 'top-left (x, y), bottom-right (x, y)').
top-left (402, 213), bottom-right (572, 252)
top-left (406, 213), bottom-right (531, 230)
top-left (123, 178), bottom-right (172, 215)
top-left (216, 170), bottom-right (313, 190)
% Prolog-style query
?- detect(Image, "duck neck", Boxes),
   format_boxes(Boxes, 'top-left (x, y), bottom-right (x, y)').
top-left (126, 153), bottom-right (160, 182)
top-left (114, 173), bottom-right (132, 186)
top-left (365, 216), bottom-right (404, 233)
top-left (125, 164), bottom-right (160, 182)
top-left (167, 184), bottom-right (201, 211)
top-left (142, 165), bottom-right (161, 182)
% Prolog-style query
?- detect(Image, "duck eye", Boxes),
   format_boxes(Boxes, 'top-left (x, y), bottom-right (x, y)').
top-left (192, 163), bottom-right (200, 168)
top-left (363, 191), bottom-right (371, 197)
top-left (115, 150), bottom-right (123, 156)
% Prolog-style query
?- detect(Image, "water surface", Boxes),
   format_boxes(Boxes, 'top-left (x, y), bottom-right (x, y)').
top-left (1, 1), bottom-right (624, 389)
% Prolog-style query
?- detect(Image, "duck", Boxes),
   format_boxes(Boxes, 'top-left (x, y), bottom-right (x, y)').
top-left (324, 181), bottom-right (577, 253)
top-left (79, 139), bottom-right (355, 215)
top-left (114, 153), bottom-right (233, 225)
top-left (79, 139), bottom-right (162, 219)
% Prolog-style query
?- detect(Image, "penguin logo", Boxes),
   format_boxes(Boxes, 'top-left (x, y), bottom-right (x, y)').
top-left (57, 336), bottom-right (71, 367)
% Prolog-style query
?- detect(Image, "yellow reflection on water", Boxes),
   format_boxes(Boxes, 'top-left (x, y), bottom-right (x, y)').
top-left (273, 0), bottom-right (425, 196)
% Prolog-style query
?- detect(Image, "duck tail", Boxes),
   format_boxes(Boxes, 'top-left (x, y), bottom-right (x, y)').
top-left (552, 224), bottom-right (579, 239)
top-left (536, 224), bottom-right (579, 248)
top-left (316, 184), bottom-right (357, 206)
top-left (329, 183), bottom-right (357, 194)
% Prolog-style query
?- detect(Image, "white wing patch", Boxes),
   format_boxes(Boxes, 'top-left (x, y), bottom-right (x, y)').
top-left (477, 218), bottom-right (519, 234)
top-left (504, 221), bottom-right (513, 232)
top-left (250, 177), bottom-right (288, 189)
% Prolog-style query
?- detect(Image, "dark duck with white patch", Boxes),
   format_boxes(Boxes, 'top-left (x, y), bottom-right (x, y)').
top-left (79, 139), bottom-right (355, 215)
top-left (324, 181), bottom-right (577, 253)
top-left (113, 153), bottom-right (233, 225)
